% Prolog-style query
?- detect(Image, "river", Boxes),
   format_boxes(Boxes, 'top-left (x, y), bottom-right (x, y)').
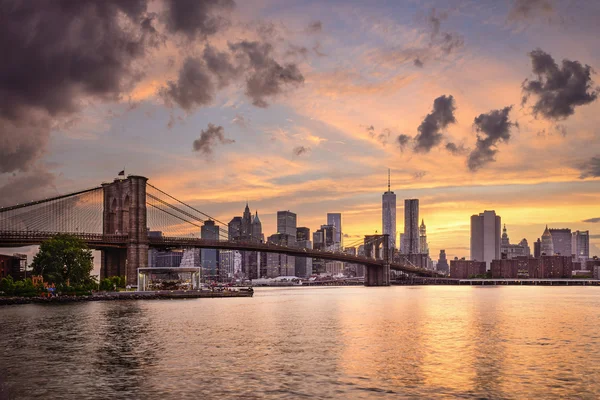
top-left (1, 286), bottom-right (599, 399)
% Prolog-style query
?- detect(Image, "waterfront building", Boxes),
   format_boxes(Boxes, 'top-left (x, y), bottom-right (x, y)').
top-left (437, 250), bottom-right (449, 275)
top-left (519, 238), bottom-right (531, 257)
top-left (541, 225), bottom-right (554, 256)
top-left (382, 169), bottom-right (397, 251)
top-left (549, 228), bottom-right (572, 257)
top-left (0, 254), bottom-right (24, 280)
top-left (419, 219), bottom-right (429, 254)
top-left (228, 216), bottom-right (242, 240)
top-left (266, 233), bottom-right (296, 277)
top-left (499, 224), bottom-right (528, 259)
top-left (277, 211), bottom-right (297, 239)
top-left (251, 211), bottom-right (264, 243)
top-left (470, 210), bottom-right (501, 269)
top-left (327, 213), bottom-right (342, 248)
top-left (296, 227), bottom-right (310, 242)
top-left (179, 248), bottom-right (201, 269)
top-left (450, 259), bottom-right (486, 279)
top-left (403, 199), bottom-right (420, 254)
top-left (534, 238), bottom-right (541, 258)
top-left (572, 230), bottom-right (590, 263)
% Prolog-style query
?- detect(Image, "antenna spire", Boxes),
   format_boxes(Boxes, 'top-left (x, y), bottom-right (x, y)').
top-left (387, 168), bottom-right (391, 191)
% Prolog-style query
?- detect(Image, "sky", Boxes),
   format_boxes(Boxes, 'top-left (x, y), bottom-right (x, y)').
top-left (1, 0), bottom-right (600, 262)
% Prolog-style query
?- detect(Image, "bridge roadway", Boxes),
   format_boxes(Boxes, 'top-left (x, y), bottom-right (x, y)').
top-left (0, 231), bottom-right (438, 277)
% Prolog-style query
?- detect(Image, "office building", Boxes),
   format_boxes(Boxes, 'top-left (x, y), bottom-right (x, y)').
top-left (403, 199), bottom-right (420, 254)
top-left (327, 213), bottom-right (342, 247)
top-left (541, 225), bottom-right (554, 256)
top-left (470, 210), bottom-right (501, 269)
top-left (277, 211), bottom-right (297, 238)
top-left (296, 227), bottom-right (313, 278)
top-left (382, 169), bottom-right (397, 251)
top-left (266, 233), bottom-right (296, 277)
top-left (549, 228), bottom-right (571, 257)
top-left (572, 230), bottom-right (590, 263)
top-left (437, 250), bottom-right (449, 275)
top-left (450, 259), bottom-right (486, 279)
top-left (499, 224), bottom-right (529, 259)
top-left (534, 238), bottom-right (541, 258)
top-left (419, 219), bottom-right (429, 254)
top-left (251, 211), bottom-right (264, 243)
top-left (201, 220), bottom-right (220, 278)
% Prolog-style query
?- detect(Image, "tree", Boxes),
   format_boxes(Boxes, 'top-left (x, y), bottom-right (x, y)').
top-left (31, 234), bottom-right (94, 286)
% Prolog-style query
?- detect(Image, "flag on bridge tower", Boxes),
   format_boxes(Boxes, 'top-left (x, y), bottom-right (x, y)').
top-left (118, 170), bottom-right (125, 176)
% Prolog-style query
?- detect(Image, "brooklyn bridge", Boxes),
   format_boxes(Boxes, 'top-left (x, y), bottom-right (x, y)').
top-left (0, 175), bottom-right (438, 286)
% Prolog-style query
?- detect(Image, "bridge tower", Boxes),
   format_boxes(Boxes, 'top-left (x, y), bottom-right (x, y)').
top-left (364, 234), bottom-right (390, 286)
top-left (101, 175), bottom-right (148, 285)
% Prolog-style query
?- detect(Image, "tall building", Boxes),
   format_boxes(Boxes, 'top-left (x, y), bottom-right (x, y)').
top-left (296, 227), bottom-right (313, 278)
top-left (534, 238), bottom-right (542, 258)
top-left (437, 250), bottom-right (449, 275)
top-left (327, 213), bottom-right (342, 248)
top-left (201, 220), bottom-right (220, 278)
top-left (228, 216), bottom-right (242, 240)
top-left (470, 210), bottom-right (501, 269)
top-left (499, 224), bottom-right (528, 259)
top-left (251, 211), bottom-right (263, 242)
top-left (572, 230), bottom-right (590, 262)
top-left (549, 228), bottom-right (571, 257)
top-left (541, 225), bottom-right (554, 256)
top-left (277, 211), bottom-right (297, 238)
top-left (382, 169), bottom-right (396, 251)
top-left (403, 199), bottom-right (420, 254)
top-left (241, 203), bottom-right (252, 239)
top-left (419, 219), bottom-right (429, 254)
top-left (266, 233), bottom-right (296, 277)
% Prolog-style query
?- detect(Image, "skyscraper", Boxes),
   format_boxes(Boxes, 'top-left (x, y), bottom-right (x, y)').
top-left (201, 220), bottom-right (220, 279)
top-left (327, 213), bottom-right (342, 248)
top-left (549, 228), bottom-right (571, 257)
top-left (382, 169), bottom-right (396, 251)
top-left (470, 210), bottom-right (501, 269)
top-left (572, 230), bottom-right (589, 262)
top-left (277, 211), bottom-right (297, 238)
top-left (437, 250), bottom-right (449, 275)
top-left (251, 211), bottom-right (263, 242)
top-left (403, 199), bottom-right (420, 254)
top-left (419, 219), bottom-right (429, 254)
top-left (541, 225), bottom-right (554, 256)
top-left (295, 227), bottom-right (313, 277)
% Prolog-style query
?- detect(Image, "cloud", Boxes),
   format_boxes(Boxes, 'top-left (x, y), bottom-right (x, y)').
top-left (414, 95), bottom-right (457, 153)
top-left (397, 134), bottom-right (412, 152)
top-left (508, 0), bottom-right (554, 20)
top-left (292, 146), bottom-right (311, 156)
top-left (414, 58), bottom-right (424, 68)
top-left (0, 169), bottom-right (57, 207)
top-left (307, 21), bottom-right (323, 34)
top-left (467, 106), bottom-right (517, 171)
top-left (192, 123), bottom-right (235, 156)
top-left (577, 156), bottom-right (600, 179)
top-left (583, 217), bottom-right (600, 223)
top-left (231, 114), bottom-right (249, 129)
top-left (160, 57), bottom-right (216, 111)
top-left (163, 0), bottom-right (235, 39)
top-left (0, 0), bottom-right (158, 173)
top-left (445, 142), bottom-right (468, 156)
top-left (413, 170), bottom-right (427, 180)
top-left (203, 44), bottom-right (239, 88)
top-left (522, 49), bottom-right (599, 120)
top-left (229, 41), bottom-right (305, 108)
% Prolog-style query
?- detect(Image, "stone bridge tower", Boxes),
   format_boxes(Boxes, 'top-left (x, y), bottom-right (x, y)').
top-left (364, 234), bottom-right (390, 286)
top-left (100, 175), bottom-right (148, 285)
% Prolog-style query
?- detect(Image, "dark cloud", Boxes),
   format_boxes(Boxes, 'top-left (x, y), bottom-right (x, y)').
top-left (192, 123), bottom-right (234, 155)
top-left (397, 134), bottom-right (411, 152)
top-left (313, 42), bottom-right (327, 57)
top-left (286, 44), bottom-right (310, 59)
top-left (307, 21), bottom-right (323, 34)
top-left (292, 146), bottom-right (311, 156)
top-left (467, 106), bottom-right (517, 171)
top-left (0, 169), bottom-right (57, 207)
top-left (577, 156), bottom-right (600, 179)
top-left (522, 49), bottom-right (599, 120)
top-left (427, 8), bottom-right (464, 56)
top-left (229, 41), bottom-right (304, 108)
top-left (440, 32), bottom-right (464, 55)
top-left (413, 170), bottom-right (427, 180)
top-left (508, 0), bottom-right (554, 20)
top-left (583, 217), bottom-right (600, 223)
top-left (160, 57), bottom-right (216, 111)
top-left (163, 0), bottom-right (235, 38)
top-left (414, 58), bottom-right (424, 68)
top-left (203, 44), bottom-right (239, 88)
top-left (445, 142), bottom-right (468, 156)
top-left (414, 95), bottom-right (457, 153)
top-left (0, 0), bottom-right (158, 173)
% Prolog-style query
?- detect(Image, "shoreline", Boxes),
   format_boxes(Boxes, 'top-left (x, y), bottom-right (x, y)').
top-left (0, 289), bottom-right (253, 306)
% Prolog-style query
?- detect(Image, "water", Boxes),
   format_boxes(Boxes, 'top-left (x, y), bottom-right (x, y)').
top-left (1, 286), bottom-right (600, 399)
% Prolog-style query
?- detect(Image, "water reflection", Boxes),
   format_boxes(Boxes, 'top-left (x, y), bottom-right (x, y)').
top-left (1, 287), bottom-right (600, 399)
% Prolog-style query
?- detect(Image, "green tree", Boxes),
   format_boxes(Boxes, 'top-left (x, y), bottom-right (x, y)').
top-left (31, 234), bottom-right (94, 286)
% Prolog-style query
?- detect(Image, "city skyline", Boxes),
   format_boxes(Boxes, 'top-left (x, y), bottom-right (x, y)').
top-left (1, 0), bottom-right (599, 262)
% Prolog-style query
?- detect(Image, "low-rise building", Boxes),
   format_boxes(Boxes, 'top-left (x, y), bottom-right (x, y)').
top-left (450, 259), bottom-right (486, 279)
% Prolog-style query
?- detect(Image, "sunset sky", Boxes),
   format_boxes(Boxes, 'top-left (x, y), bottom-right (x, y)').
top-left (1, 0), bottom-right (599, 261)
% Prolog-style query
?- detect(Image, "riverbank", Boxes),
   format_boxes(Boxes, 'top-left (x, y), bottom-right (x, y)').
top-left (0, 289), bottom-right (253, 306)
